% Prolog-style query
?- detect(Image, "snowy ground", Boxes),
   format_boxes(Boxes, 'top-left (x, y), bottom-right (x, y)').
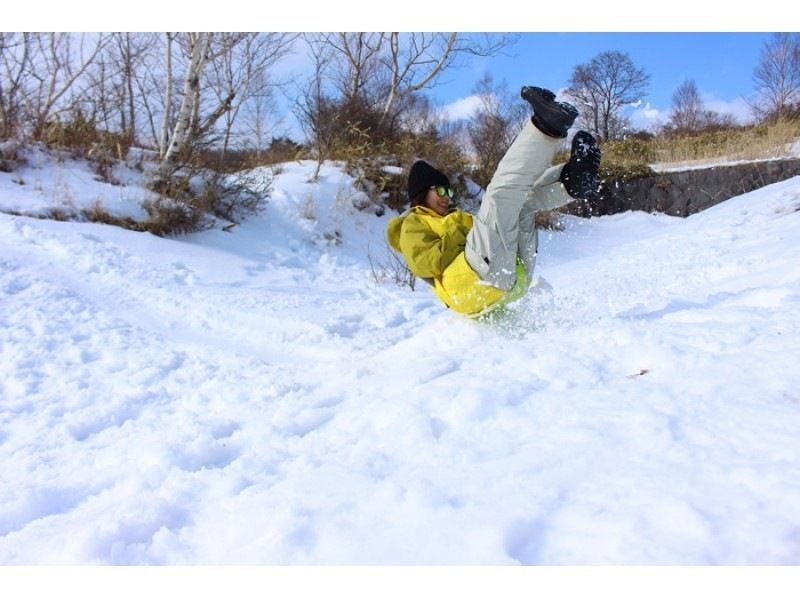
top-left (0, 142), bottom-right (157, 221)
top-left (2, 157), bottom-right (800, 564)
top-left (652, 155), bottom-right (800, 173)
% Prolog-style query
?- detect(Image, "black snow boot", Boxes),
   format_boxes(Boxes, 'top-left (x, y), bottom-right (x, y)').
top-left (521, 85), bottom-right (579, 139)
top-left (559, 131), bottom-right (602, 201)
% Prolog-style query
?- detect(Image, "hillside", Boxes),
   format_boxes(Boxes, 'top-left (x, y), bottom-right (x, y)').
top-left (1, 157), bottom-right (800, 564)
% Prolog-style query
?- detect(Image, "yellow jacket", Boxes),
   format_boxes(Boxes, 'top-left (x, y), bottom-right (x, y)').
top-left (386, 206), bottom-right (508, 315)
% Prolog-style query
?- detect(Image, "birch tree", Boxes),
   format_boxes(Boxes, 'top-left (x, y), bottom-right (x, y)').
top-left (158, 33), bottom-right (176, 158)
top-left (157, 32), bottom-right (212, 179)
top-left (156, 32), bottom-right (238, 177)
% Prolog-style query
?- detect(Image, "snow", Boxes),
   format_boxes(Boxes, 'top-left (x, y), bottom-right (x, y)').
top-left (2, 153), bottom-right (800, 564)
top-left (381, 165), bottom-right (405, 176)
top-left (652, 156), bottom-right (799, 173)
top-left (0, 144), bottom-right (157, 221)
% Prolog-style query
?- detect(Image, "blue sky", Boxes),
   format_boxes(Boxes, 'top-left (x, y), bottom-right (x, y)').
top-left (431, 33), bottom-right (772, 129)
top-left (5, 3), bottom-right (779, 135)
top-left (271, 32), bottom-right (775, 139)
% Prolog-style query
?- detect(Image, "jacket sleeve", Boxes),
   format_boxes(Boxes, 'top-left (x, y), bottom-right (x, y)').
top-left (398, 214), bottom-right (469, 279)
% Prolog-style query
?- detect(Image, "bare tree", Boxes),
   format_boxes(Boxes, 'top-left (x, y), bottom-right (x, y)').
top-left (241, 72), bottom-right (279, 161)
top-left (156, 32), bottom-right (291, 178)
top-left (294, 35), bottom-right (336, 181)
top-left (668, 79), bottom-right (705, 133)
top-left (305, 32), bottom-right (514, 133)
top-left (187, 33), bottom-right (240, 146)
top-left (565, 50), bottom-right (650, 141)
top-left (157, 32), bottom-right (212, 178)
top-left (113, 33), bottom-right (154, 143)
top-left (158, 33), bottom-right (176, 158)
top-left (315, 33), bottom-right (384, 103)
top-left (752, 32), bottom-right (800, 122)
top-left (207, 33), bottom-right (296, 160)
top-left (665, 78), bottom-right (737, 135)
top-left (466, 73), bottom-right (527, 188)
top-left (22, 33), bottom-right (110, 138)
top-left (379, 33), bottom-right (512, 125)
top-left (85, 46), bottom-right (113, 130)
top-left (82, 33), bottom-right (156, 144)
top-left (381, 33), bottom-right (455, 123)
top-left (0, 33), bottom-right (32, 138)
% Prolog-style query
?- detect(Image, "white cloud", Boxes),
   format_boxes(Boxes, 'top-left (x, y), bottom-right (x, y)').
top-left (702, 94), bottom-right (755, 124)
top-left (629, 102), bottom-right (666, 131)
top-left (439, 95), bottom-right (484, 122)
top-left (624, 93), bottom-right (755, 133)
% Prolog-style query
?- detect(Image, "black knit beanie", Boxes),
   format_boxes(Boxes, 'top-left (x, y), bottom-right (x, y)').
top-left (407, 160), bottom-right (450, 203)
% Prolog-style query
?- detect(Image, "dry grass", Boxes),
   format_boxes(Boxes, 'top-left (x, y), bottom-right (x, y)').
top-left (651, 119), bottom-right (800, 168)
top-left (3, 202), bottom-right (202, 237)
top-left (368, 241), bottom-right (416, 290)
top-left (0, 139), bottom-right (26, 172)
top-left (557, 120), bottom-right (800, 179)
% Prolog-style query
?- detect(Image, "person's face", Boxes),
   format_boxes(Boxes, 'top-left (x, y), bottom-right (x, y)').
top-left (423, 185), bottom-right (453, 216)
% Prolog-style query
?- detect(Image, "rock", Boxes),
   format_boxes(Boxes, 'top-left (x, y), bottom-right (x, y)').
top-left (566, 158), bottom-right (800, 217)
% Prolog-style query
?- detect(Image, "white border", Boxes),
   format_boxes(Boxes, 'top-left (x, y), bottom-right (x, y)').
top-left (3, 566), bottom-right (800, 598)
top-left (1, 1), bottom-right (794, 32)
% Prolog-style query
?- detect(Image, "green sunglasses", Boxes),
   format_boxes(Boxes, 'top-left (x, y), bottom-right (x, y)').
top-left (433, 186), bottom-right (454, 198)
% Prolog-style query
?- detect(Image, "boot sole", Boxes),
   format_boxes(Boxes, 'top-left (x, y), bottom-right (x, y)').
top-left (563, 132), bottom-right (601, 200)
top-left (520, 86), bottom-right (578, 129)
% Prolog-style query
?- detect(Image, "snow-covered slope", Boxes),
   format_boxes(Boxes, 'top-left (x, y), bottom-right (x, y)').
top-left (1, 159), bottom-right (800, 564)
top-left (0, 143), bottom-right (157, 221)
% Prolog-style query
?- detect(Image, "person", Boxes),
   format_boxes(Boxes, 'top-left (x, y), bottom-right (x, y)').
top-left (386, 86), bottom-right (601, 317)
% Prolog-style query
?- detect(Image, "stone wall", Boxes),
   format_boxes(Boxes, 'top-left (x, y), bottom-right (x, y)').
top-left (566, 157), bottom-right (800, 218)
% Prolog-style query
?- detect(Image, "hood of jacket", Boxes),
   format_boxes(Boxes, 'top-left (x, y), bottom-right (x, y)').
top-left (386, 205), bottom-right (453, 253)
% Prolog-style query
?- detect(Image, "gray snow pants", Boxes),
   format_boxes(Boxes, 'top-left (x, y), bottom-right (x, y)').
top-left (465, 121), bottom-right (575, 291)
